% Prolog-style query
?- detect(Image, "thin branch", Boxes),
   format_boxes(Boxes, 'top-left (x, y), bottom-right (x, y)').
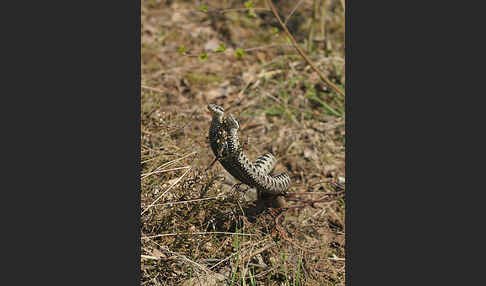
top-left (142, 232), bottom-right (256, 239)
top-left (243, 44), bottom-right (293, 52)
top-left (219, 7), bottom-right (270, 13)
top-left (183, 7), bottom-right (271, 14)
top-left (266, 0), bottom-right (345, 97)
top-left (148, 195), bottom-right (224, 207)
top-left (284, 0), bottom-right (306, 25)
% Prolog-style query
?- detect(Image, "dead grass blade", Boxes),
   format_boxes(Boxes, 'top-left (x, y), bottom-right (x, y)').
top-left (266, 0), bottom-right (345, 97)
top-left (141, 151), bottom-right (196, 179)
top-left (284, 0), bottom-right (306, 25)
top-left (141, 255), bottom-right (160, 260)
top-left (149, 195), bottom-right (224, 207)
top-left (152, 240), bottom-right (211, 275)
top-left (141, 166), bottom-right (191, 179)
top-left (142, 232), bottom-right (256, 239)
top-left (141, 85), bottom-right (165, 94)
top-left (141, 156), bottom-right (160, 164)
top-left (141, 166), bottom-right (192, 215)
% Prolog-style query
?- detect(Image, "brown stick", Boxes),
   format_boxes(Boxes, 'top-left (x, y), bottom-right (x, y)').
top-left (266, 0), bottom-right (345, 97)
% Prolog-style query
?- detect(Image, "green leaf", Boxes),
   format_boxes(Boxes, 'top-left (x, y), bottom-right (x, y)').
top-left (244, 1), bottom-right (253, 8)
top-left (178, 45), bottom-right (185, 54)
top-left (215, 43), bottom-right (226, 52)
top-left (199, 53), bottom-right (208, 60)
top-left (199, 4), bottom-right (208, 12)
top-left (235, 48), bottom-right (245, 59)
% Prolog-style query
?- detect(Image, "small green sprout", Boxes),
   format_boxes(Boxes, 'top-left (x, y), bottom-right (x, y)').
top-left (235, 48), bottom-right (246, 59)
top-left (215, 43), bottom-right (226, 52)
top-left (199, 4), bottom-right (208, 12)
top-left (178, 45), bottom-right (185, 54)
top-left (199, 53), bottom-right (208, 60)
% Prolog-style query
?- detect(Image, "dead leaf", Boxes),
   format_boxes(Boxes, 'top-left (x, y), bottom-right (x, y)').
top-left (204, 39), bottom-right (220, 52)
top-left (304, 147), bottom-right (318, 162)
top-left (151, 248), bottom-right (166, 260)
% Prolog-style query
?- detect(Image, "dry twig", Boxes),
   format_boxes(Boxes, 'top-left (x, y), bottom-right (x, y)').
top-left (266, 0), bottom-right (345, 97)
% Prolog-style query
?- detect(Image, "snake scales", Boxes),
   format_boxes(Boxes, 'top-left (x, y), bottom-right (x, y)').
top-left (208, 104), bottom-right (291, 197)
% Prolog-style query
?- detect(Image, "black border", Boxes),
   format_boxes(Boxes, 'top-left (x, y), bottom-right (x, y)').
top-left (345, 0), bottom-right (350, 284)
top-left (136, 0), bottom-right (142, 283)
top-left (345, 0), bottom-right (474, 284)
top-left (10, 0), bottom-right (140, 284)
top-left (15, 0), bottom-right (472, 284)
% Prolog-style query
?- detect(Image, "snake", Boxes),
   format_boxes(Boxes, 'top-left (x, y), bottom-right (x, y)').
top-left (208, 104), bottom-right (276, 178)
top-left (207, 103), bottom-right (291, 197)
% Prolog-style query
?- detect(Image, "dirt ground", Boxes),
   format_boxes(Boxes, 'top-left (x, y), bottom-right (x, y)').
top-left (141, 0), bottom-right (345, 285)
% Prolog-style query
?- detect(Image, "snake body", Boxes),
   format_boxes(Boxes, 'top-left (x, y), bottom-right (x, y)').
top-left (208, 104), bottom-right (276, 182)
top-left (224, 114), bottom-right (291, 196)
top-left (207, 104), bottom-right (290, 196)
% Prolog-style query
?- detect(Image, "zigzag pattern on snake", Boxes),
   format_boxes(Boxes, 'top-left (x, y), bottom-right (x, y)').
top-left (208, 104), bottom-right (276, 182)
top-left (207, 104), bottom-right (291, 196)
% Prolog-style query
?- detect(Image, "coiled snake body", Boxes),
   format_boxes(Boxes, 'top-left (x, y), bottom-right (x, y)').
top-left (208, 104), bottom-right (291, 197)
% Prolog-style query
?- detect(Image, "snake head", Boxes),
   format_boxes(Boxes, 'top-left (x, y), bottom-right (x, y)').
top-left (224, 114), bottom-right (240, 130)
top-left (207, 103), bottom-right (224, 120)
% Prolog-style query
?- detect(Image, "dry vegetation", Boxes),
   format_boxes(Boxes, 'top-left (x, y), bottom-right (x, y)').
top-left (141, 0), bottom-right (345, 285)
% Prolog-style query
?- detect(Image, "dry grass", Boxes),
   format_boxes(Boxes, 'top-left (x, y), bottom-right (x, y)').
top-left (141, 0), bottom-right (345, 285)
